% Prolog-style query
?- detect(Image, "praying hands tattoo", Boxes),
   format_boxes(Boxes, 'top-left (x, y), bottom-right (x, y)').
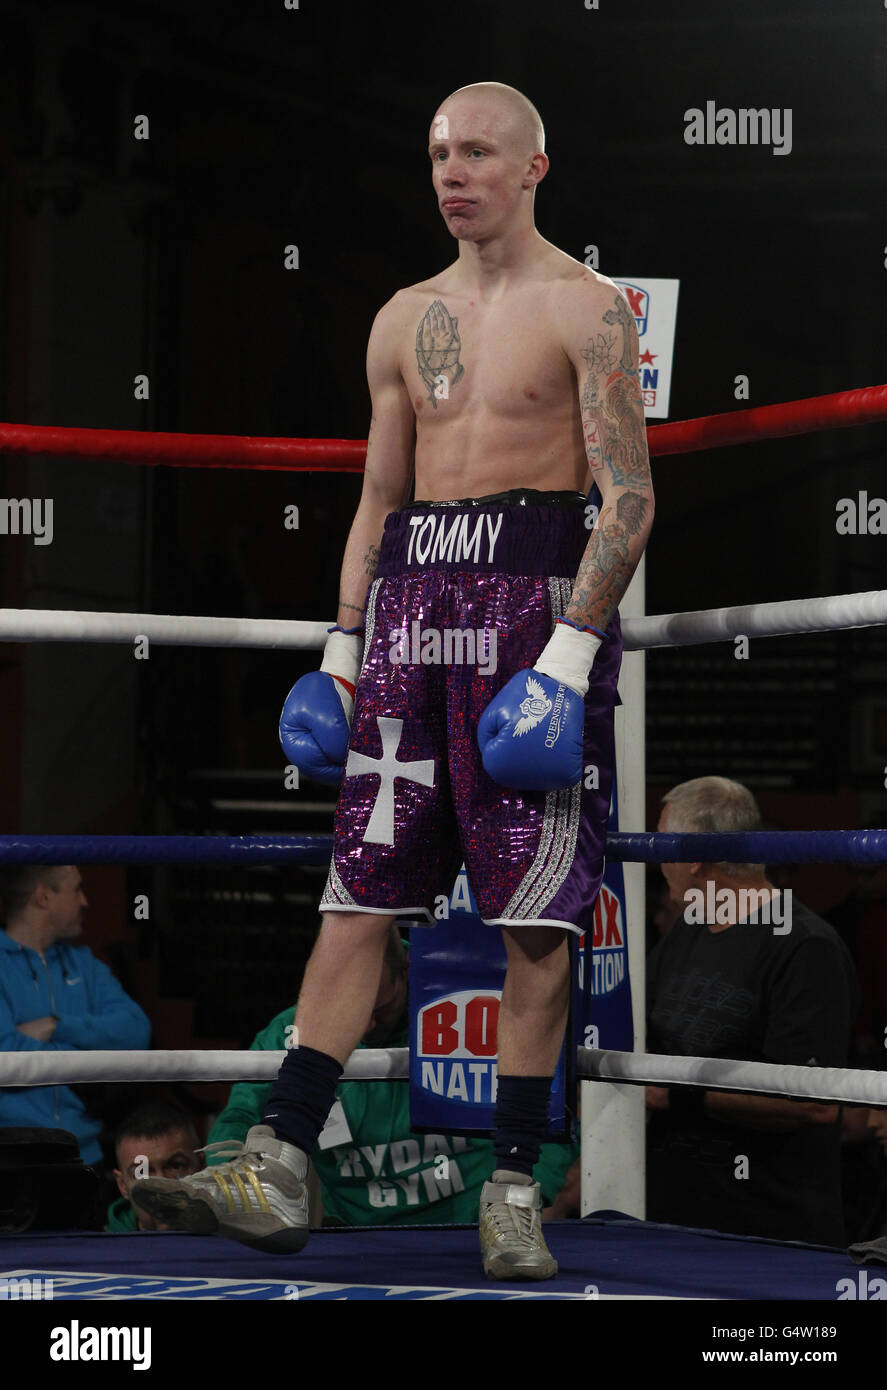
top-left (415, 299), bottom-right (464, 408)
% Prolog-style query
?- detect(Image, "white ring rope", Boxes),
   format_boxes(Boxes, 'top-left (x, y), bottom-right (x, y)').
top-left (0, 1049), bottom-right (409, 1085)
top-left (580, 1049), bottom-right (887, 1107)
top-left (622, 587), bottom-right (887, 652)
top-left (3, 1046), bottom-right (886, 1105)
top-left (1, 588), bottom-right (885, 652)
top-left (0, 609), bottom-right (329, 650)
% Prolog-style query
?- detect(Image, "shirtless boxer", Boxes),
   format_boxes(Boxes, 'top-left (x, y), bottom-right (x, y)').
top-left (132, 81), bottom-right (654, 1280)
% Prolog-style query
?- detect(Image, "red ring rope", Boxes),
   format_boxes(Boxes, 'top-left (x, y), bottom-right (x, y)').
top-left (0, 383), bottom-right (884, 472)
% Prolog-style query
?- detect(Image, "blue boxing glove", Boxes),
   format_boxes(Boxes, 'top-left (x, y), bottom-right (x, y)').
top-left (478, 619), bottom-right (604, 791)
top-left (279, 626), bottom-right (364, 785)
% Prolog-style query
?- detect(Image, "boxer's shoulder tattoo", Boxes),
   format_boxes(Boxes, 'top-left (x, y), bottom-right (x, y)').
top-left (579, 293), bottom-right (652, 490)
top-left (602, 293), bottom-right (636, 372)
top-left (580, 331), bottom-right (619, 377)
top-left (415, 299), bottom-right (464, 409)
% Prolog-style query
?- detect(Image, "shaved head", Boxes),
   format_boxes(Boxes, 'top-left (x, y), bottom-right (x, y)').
top-left (429, 81), bottom-right (549, 242)
top-left (436, 82), bottom-right (545, 158)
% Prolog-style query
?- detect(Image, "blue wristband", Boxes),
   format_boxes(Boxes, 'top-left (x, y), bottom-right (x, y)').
top-left (557, 616), bottom-right (607, 641)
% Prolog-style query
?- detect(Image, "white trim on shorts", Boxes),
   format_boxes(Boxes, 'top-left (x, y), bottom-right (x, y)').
top-left (319, 901), bottom-right (435, 922)
top-left (482, 915), bottom-right (581, 936)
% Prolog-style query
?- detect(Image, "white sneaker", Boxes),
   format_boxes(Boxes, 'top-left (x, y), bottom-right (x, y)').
top-left (130, 1125), bottom-right (310, 1253)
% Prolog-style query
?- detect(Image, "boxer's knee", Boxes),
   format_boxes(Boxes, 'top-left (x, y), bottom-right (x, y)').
top-left (501, 925), bottom-right (570, 1012)
top-left (501, 921), bottom-right (569, 966)
top-left (314, 910), bottom-right (397, 959)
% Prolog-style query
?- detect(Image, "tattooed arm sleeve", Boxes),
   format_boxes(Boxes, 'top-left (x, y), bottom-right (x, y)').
top-left (563, 286), bottom-right (655, 633)
top-left (336, 298), bottom-right (416, 628)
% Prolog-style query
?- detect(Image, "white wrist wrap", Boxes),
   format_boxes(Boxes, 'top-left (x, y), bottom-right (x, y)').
top-left (535, 623), bottom-right (602, 699)
top-left (320, 630), bottom-right (364, 718)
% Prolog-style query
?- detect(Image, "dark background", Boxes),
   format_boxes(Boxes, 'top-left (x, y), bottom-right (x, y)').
top-left (0, 0), bottom-right (885, 1053)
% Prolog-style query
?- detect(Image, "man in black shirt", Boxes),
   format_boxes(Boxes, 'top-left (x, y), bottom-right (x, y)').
top-left (646, 776), bottom-right (857, 1246)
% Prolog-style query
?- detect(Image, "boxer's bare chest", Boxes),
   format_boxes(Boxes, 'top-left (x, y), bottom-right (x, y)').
top-left (399, 287), bottom-right (576, 426)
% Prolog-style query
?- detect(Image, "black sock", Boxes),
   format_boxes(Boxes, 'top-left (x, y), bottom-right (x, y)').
top-left (262, 1044), bottom-right (343, 1154)
top-left (493, 1074), bottom-right (553, 1177)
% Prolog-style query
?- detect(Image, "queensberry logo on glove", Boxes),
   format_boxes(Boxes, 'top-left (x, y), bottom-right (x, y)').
top-left (514, 675), bottom-right (566, 750)
top-left (544, 684), bottom-right (567, 749)
top-left (478, 667), bottom-right (584, 791)
top-left (515, 676), bottom-right (553, 735)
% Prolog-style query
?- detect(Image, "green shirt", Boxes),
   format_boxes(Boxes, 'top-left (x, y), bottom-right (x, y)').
top-left (207, 1006), bottom-right (578, 1227)
top-left (105, 1195), bottom-right (138, 1232)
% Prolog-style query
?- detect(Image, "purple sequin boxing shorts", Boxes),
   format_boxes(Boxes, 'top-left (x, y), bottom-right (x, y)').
top-left (320, 490), bottom-right (622, 934)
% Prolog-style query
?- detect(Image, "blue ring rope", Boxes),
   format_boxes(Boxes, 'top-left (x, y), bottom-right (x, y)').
top-left (0, 830), bottom-right (885, 865)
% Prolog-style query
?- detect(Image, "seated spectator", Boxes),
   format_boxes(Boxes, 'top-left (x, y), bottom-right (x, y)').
top-left (203, 927), bottom-right (577, 1226)
top-left (647, 874), bottom-right (679, 954)
top-left (868, 1106), bottom-right (887, 1159)
top-left (840, 1105), bottom-right (887, 1243)
top-left (0, 865), bottom-right (151, 1166)
top-left (108, 1101), bottom-right (202, 1231)
top-left (828, 863), bottom-right (887, 1068)
top-left (646, 776), bottom-right (857, 1246)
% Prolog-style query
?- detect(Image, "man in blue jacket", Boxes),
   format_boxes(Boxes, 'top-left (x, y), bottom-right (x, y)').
top-left (0, 865), bottom-right (151, 1166)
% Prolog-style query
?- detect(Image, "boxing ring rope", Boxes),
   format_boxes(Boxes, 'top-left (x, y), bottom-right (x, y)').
top-left (2, 1045), bottom-right (886, 1108)
top-left (0, 609), bottom-right (327, 648)
top-left (0, 422), bottom-right (367, 472)
top-left (0, 1048), bottom-right (410, 1085)
top-left (646, 382), bottom-right (887, 456)
top-left (578, 1050), bottom-right (887, 1106)
top-left (2, 829), bottom-right (887, 866)
top-left (1, 586), bottom-right (886, 651)
top-left (4, 1042), bottom-right (887, 1121)
top-left (0, 835), bottom-right (333, 865)
top-left (623, 588), bottom-right (887, 651)
top-left (1, 382), bottom-right (885, 469)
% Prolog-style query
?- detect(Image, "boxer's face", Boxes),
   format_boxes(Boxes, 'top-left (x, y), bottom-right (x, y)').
top-left (429, 97), bottom-right (543, 242)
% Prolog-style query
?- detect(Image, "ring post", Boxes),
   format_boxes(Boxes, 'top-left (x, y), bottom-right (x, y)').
top-left (581, 554), bottom-right (646, 1217)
